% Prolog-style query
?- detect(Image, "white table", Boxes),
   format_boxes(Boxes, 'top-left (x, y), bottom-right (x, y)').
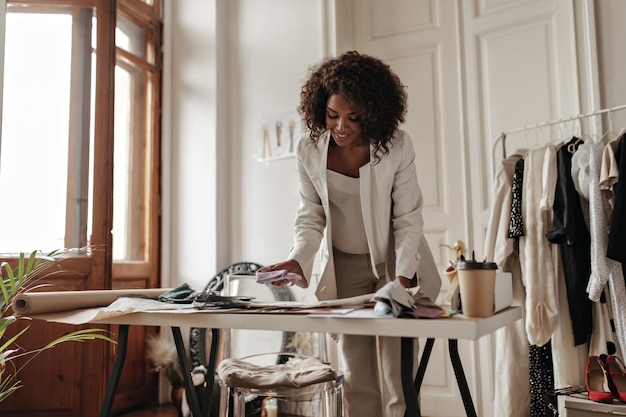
top-left (35, 305), bottom-right (521, 417)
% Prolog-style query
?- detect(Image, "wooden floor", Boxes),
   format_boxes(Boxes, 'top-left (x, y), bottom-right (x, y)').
top-left (116, 403), bottom-right (179, 417)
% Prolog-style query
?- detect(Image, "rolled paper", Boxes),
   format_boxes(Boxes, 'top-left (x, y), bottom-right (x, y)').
top-left (11, 288), bottom-right (171, 315)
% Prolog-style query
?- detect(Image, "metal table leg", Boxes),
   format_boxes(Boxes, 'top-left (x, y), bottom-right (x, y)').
top-left (448, 339), bottom-right (477, 417)
top-left (99, 324), bottom-right (129, 417)
top-left (414, 338), bottom-right (435, 393)
top-left (408, 338), bottom-right (477, 417)
top-left (172, 326), bottom-right (204, 417)
top-left (189, 327), bottom-right (221, 416)
top-left (402, 337), bottom-right (421, 417)
top-left (202, 328), bottom-right (220, 415)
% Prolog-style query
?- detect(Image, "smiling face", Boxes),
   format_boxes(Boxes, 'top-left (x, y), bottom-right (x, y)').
top-left (325, 94), bottom-right (364, 148)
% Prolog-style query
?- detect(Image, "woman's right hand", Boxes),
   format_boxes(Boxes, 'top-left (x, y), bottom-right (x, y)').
top-left (261, 259), bottom-right (303, 287)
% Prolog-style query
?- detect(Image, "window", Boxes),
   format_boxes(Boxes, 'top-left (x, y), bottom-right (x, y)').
top-left (114, 4), bottom-right (161, 262)
top-left (0, 7), bottom-right (86, 253)
top-left (0, 2), bottom-right (162, 413)
top-left (0, 0), bottom-right (162, 287)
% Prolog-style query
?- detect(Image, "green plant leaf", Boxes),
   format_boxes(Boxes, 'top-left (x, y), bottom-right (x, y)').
top-left (0, 246), bottom-right (113, 403)
top-left (0, 326), bottom-right (29, 357)
top-left (0, 316), bottom-right (16, 340)
top-left (41, 329), bottom-right (115, 350)
top-left (0, 382), bottom-right (21, 403)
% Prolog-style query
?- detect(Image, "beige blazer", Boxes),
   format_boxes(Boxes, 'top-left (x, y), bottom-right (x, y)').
top-left (288, 129), bottom-right (442, 301)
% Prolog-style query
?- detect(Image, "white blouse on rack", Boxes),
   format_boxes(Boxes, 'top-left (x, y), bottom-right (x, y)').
top-left (518, 145), bottom-right (560, 346)
top-left (484, 150), bottom-right (530, 417)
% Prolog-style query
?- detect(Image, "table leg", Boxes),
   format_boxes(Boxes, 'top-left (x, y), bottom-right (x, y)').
top-left (414, 338), bottom-right (435, 393)
top-left (172, 326), bottom-right (204, 417)
top-left (401, 337), bottom-right (421, 417)
top-left (448, 339), bottom-right (477, 417)
top-left (202, 328), bottom-right (220, 414)
top-left (99, 324), bottom-right (129, 417)
top-left (189, 327), bottom-right (220, 415)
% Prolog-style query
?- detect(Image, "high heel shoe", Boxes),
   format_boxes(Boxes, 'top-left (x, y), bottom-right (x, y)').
top-left (605, 355), bottom-right (626, 402)
top-left (586, 355), bottom-right (614, 403)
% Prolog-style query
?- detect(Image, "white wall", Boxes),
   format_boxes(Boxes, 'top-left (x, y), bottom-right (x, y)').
top-left (226, 1), bottom-right (323, 279)
top-left (164, 0), bottom-right (219, 291)
top-left (596, 0), bottom-right (626, 128)
top-left (165, 0), bottom-right (324, 297)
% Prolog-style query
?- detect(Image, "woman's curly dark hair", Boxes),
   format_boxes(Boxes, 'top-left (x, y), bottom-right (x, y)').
top-left (298, 51), bottom-right (408, 160)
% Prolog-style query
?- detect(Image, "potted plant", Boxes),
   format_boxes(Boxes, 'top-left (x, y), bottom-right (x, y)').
top-left (0, 248), bottom-right (113, 402)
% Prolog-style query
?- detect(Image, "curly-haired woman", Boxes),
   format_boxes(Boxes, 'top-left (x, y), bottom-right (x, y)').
top-left (264, 51), bottom-right (441, 416)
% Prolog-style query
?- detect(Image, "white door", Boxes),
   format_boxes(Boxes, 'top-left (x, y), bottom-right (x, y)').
top-left (329, 0), bottom-right (586, 415)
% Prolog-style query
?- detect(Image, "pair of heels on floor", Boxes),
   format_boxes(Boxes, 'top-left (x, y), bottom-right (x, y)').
top-left (586, 354), bottom-right (626, 403)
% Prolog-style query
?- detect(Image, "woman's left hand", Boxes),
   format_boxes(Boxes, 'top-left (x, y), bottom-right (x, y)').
top-left (261, 259), bottom-right (303, 287)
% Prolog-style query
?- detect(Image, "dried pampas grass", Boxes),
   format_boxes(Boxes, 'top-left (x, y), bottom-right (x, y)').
top-left (146, 331), bottom-right (183, 386)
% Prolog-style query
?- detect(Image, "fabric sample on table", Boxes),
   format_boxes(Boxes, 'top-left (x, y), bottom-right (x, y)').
top-left (158, 283), bottom-right (195, 302)
top-left (255, 269), bottom-right (302, 286)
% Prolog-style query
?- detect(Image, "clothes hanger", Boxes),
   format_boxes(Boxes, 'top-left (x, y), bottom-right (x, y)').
top-left (564, 119), bottom-right (584, 154)
top-left (524, 127), bottom-right (530, 150)
top-left (535, 124), bottom-right (546, 149)
top-left (598, 110), bottom-right (622, 144)
top-left (556, 119), bottom-right (565, 143)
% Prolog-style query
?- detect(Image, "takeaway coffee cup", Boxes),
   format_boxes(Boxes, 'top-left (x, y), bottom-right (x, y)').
top-left (456, 258), bottom-right (498, 318)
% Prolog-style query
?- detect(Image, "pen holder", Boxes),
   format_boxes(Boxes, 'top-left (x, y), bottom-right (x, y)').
top-left (456, 259), bottom-right (497, 318)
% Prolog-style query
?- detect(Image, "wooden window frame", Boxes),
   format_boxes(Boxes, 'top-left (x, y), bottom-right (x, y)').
top-left (1, 0), bottom-right (162, 290)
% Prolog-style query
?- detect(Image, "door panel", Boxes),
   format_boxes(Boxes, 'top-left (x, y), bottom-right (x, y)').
top-left (463, 0), bottom-right (580, 218)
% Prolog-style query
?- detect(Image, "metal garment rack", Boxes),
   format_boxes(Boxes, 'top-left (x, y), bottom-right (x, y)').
top-left (492, 104), bottom-right (626, 167)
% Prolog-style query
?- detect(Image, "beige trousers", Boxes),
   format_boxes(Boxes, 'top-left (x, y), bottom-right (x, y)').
top-left (333, 248), bottom-right (418, 417)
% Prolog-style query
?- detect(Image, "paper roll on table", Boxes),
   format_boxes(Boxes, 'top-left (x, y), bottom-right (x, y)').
top-left (11, 288), bottom-right (171, 315)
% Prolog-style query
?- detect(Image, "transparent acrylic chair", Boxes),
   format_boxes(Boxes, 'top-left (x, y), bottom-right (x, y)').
top-left (219, 351), bottom-right (343, 417)
top-left (217, 274), bottom-right (343, 417)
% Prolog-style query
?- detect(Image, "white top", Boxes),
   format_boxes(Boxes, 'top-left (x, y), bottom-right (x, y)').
top-left (327, 169), bottom-right (369, 254)
top-left (483, 150), bottom-right (531, 417)
top-left (518, 144), bottom-right (560, 346)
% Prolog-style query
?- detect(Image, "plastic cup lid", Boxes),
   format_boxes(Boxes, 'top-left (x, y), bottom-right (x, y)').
top-left (455, 259), bottom-right (497, 270)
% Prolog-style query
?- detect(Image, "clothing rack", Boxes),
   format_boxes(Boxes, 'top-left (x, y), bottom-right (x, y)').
top-left (493, 104), bottom-right (626, 165)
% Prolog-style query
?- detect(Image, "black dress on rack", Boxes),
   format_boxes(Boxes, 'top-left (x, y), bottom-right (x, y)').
top-left (607, 134), bottom-right (625, 278)
top-left (546, 137), bottom-right (593, 347)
